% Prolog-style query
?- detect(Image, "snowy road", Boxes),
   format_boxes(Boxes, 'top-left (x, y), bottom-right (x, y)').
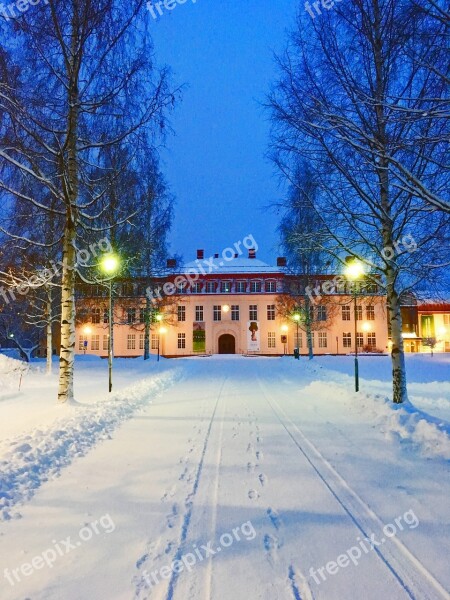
top-left (1, 357), bottom-right (449, 600)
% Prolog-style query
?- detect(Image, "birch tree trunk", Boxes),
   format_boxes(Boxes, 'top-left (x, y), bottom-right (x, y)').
top-left (46, 288), bottom-right (53, 375)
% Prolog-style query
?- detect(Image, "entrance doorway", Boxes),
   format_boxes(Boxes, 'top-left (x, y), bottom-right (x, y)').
top-left (218, 334), bottom-right (236, 354)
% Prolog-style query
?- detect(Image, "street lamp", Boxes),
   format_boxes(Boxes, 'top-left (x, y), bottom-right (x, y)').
top-left (344, 258), bottom-right (365, 392)
top-left (281, 324), bottom-right (288, 355)
top-left (100, 253), bottom-right (120, 393)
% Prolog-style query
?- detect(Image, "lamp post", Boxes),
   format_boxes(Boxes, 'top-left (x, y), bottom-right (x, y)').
top-left (155, 314), bottom-right (163, 362)
top-left (100, 254), bottom-right (120, 393)
top-left (344, 259), bottom-right (365, 392)
top-left (293, 312), bottom-right (300, 359)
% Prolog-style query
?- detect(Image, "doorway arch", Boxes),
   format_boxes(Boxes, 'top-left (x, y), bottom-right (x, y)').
top-left (218, 334), bottom-right (236, 355)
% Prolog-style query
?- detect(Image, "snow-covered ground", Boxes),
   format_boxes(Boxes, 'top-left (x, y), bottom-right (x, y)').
top-left (0, 353), bottom-right (449, 600)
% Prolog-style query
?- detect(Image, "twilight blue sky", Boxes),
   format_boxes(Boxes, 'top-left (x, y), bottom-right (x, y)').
top-left (148, 0), bottom-right (298, 264)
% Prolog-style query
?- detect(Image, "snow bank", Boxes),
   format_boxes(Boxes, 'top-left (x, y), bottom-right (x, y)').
top-left (0, 367), bottom-right (182, 521)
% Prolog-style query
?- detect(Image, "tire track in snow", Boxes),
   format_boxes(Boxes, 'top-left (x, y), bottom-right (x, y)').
top-left (139, 377), bottom-right (227, 600)
top-left (259, 377), bottom-right (450, 600)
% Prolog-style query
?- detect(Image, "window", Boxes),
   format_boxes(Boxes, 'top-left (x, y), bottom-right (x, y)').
top-left (318, 332), bottom-right (328, 348)
top-left (139, 334), bottom-right (145, 350)
top-left (91, 335), bottom-right (100, 351)
top-left (309, 332), bottom-right (315, 348)
top-left (444, 314), bottom-right (450, 325)
top-left (195, 306), bottom-right (204, 322)
top-left (221, 281), bottom-right (232, 293)
top-left (268, 332), bottom-right (276, 348)
top-left (139, 308), bottom-right (146, 324)
top-left (103, 310), bottom-right (109, 324)
top-left (192, 282), bottom-right (202, 294)
top-left (356, 305), bottom-right (363, 321)
top-left (250, 281), bottom-right (262, 293)
top-left (178, 306), bottom-right (186, 322)
top-left (151, 334), bottom-right (158, 350)
top-left (366, 305), bottom-right (375, 320)
top-left (317, 306), bottom-right (327, 321)
top-left (249, 305), bottom-right (258, 320)
top-left (265, 281), bottom-right (276, 293)
top-left (92, 308), bottom-right (101, 324)
top-left (178, 333), bottom-right (186, 349)
top-left (127, 334), bottom-right (136, 350)
top-left (127, 308), bottom-right (136, 324)
top-left (206, 281), bottom-right (216, 293)
top-left (236, 281), bottom-right (247, 293)
top-left (267, 305), bottom-right (276, 321)
top-left (103, 335), bottom-right (109, 351)
top-left (231, 305), bottom-right (240, 321)
top-left (357, 332), bottom-right (364, 348)
top-left (213, 305), bottom-right (222, 321)
top-left (367, 332), bottom-right (377, 348)
top-left (79, 335), bottom-right (87, 351)
top-left (343, 332), bottom-right (352, 348)
top-left (366, 282), bottom-right (378, 293)
top-left (342, 305), bottom-right (351, 321)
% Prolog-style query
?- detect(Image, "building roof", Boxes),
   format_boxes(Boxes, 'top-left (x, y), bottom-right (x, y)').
top-left (179, 257), bottom-right (283, 275)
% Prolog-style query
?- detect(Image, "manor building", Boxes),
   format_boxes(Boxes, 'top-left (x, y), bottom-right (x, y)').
top-left (75, 249), bottom-right (391, 358)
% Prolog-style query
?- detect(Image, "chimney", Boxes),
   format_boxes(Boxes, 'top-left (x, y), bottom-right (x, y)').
top-left (277, 257), bottom-right (287, 267)
top-left (167, 258), bottom-right (176, 268)
top-left (248, 248), bottom-right (256, 259)
top-left (197, 249), bottom-right (204, 260)
top-left (214, 253), bottom-right (219, 259)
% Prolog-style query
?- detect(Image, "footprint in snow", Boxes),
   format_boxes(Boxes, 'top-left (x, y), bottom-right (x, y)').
top-left (259, 473), bottom-right (268, 487)
top-left (248, 489), bottom-right (259, 500)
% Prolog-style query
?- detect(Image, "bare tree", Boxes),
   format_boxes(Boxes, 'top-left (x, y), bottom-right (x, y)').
top-left (268, 0), bottom-right (450, 402)
top-left (0, 1), bottom-right (178, 402)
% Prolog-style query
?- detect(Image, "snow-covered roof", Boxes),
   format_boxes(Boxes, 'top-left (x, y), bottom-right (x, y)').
top-left (178, 257), bottom-right (283, 275)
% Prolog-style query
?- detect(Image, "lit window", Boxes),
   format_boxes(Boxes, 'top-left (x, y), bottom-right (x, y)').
top-left (221, 281), bottom-right (232, 293)
top-left (367, 332), bottom-right (377, 348)
top-left (91, 335), bottom-right (100, 351)
top-left (356, 306), bottom-right (363, 321)
top-left (139, 334), bottom-right (145, 350)
top-left (342, 306), bottom-right (351, 321)
top-left (151, 334), bottom-right (158, 350)
top-left (318, 332), bottom-right (327, 348)
top-left (92, 308), bottom-right (101, 324)
top-left (267, 305), bottom-right (276, 321)
top-left (127, 308), bottom-right (136, 324)
top-left (127, 334), bottom-right (136, 350)
top-left (268, 332), bottom-right (276, 348)
top-left (103, 335), bottom-right (109, 351)
top-left (79, 335), bottom-right (87, 351)
top-left (357, 332), bottom-right (364, 348)
top-left (343, 332), bottom-right (352, 348)
top-left (178, 306), bottom-right (186, 322)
